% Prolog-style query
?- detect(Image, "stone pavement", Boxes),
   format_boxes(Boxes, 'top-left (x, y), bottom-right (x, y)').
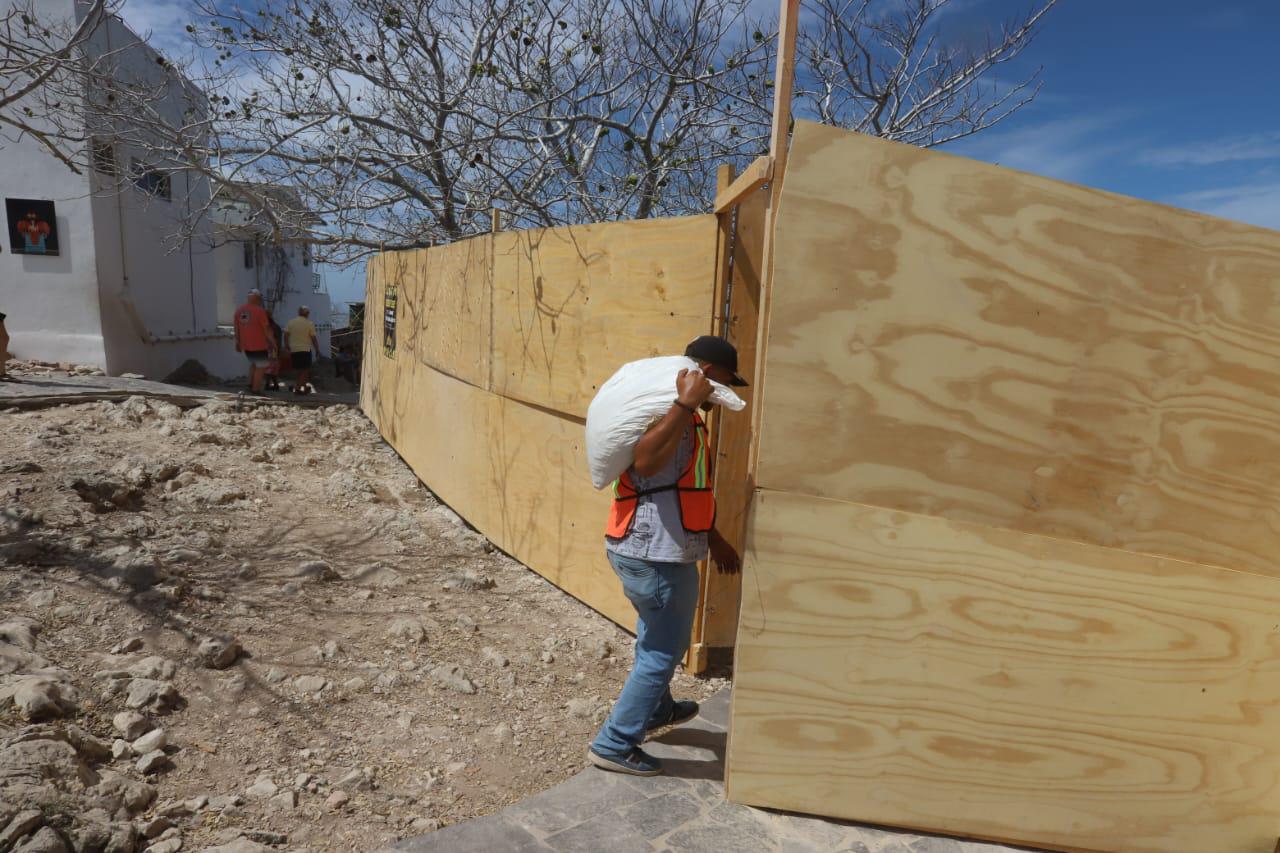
top-left (0, 369), bottom-right (357, 410)
top-left (390, 690), bottom-right (1039, 853)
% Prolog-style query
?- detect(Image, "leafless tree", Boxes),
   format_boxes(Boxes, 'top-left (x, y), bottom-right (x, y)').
top-left (171, 0), bottom-right (772, 259)
top-left (15, 0), bottom-right (1058, 264)
top-left (798, 0), bottom-right (1058, 147)
top-left (0, 0), bottom-right (112, 171)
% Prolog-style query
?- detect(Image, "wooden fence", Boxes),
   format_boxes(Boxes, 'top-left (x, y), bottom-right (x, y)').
top-left (724, 120), bottom-right (1280, 852)
top-left (360, 215), bottom-right (731, 631)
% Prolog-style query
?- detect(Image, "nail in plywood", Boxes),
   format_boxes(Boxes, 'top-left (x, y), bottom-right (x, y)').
top-left (490, 215), bottom-right (719, 419)
top-left (728, 489), bottom-right (1280, 853)
top-left (758, 119), bottom-right (1280, 577)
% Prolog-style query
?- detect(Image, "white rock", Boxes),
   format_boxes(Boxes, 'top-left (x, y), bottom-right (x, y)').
top-left (136, 749), bottom-right (168, 774)
top-left (13, 826), bottom-right (66, 853)
top-left (244, 776), bottom-right (278, 800)
top-left (113, 711), bottom-right (152, 740)
top-left (12, 677), bottom-right (76, 720)
top-left (387, 618), bottom-right (427, 643)
top-left (324, 790), bottom-right (350, 811)
top-left (270, 789), bottom-right (298, 810)
top-left (430, 664), bottom-right (475, 694)
top-left (146, 838), bottom-right (182, 853)
top-left (482, 647), bottom-right (509, 668)
top-left (492, 722), bottom-right (513, 742)
top-left (24, 590), bottom-right (55, 608)
top-left (197, 638), bottom-right (241, 670)
top-left (125, 679), bottom-right (181, 714)
top-left (0, 811), bottom-right (44, 849)
top-left (263, 667), bottom-right (287, 685)
top-left (131, 729), bottom-right (167, 754)
top-left (112, 739), bottom-right (134, 760)
top-left (293, 675), bottom-right (328, 694)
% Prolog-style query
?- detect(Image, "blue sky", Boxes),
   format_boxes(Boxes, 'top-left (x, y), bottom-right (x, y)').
top-left (122, 0), bottom-right (1280, 309)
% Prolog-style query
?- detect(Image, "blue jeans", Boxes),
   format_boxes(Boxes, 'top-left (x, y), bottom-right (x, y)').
top-left (591, 552), bottom-right (700, 756)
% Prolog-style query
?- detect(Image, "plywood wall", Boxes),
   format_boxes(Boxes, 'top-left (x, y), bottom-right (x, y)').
top-left (757, 121), bottom-right (1280, 577)
top-left (732, 490), bottom-right (1280, 853)
top-left (491, 217), bottom-right (718, 419)
top-left (727, 121), bottom-right (1280, 852)
top-left (362, 216), bottom-right (719, 629)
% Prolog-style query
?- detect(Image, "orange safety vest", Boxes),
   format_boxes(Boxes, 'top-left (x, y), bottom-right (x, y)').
top-left (606, 412), bottom-right (715, 538)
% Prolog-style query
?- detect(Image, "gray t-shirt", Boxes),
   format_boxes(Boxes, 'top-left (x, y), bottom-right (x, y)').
top-left (605, 424), bottom-right (708, 564)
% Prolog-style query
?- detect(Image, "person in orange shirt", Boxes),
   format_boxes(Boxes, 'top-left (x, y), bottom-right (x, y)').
top-left (233, 289), bottom-right (277, 394)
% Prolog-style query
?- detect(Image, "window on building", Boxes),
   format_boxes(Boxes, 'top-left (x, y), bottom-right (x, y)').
top-left (91, 139), bottom-right (116, 176)
top-left (302, 244), bottom-right (311, 267)
top-left (130, 159), bottom-right (171, 200)
top-left (242, 240), bottom-right (255, 269)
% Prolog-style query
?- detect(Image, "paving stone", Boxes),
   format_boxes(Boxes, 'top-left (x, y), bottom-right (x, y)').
top-left (501, 773), bottom-right (649, 837)
top-left (388, 687), bottom-right (1039, 853)
top-left (614, 792), bottom-right (702, 839)
top-left (390, 815), bottom-right (549, 852)
top-left (541, 817), bottom-right (656, 853)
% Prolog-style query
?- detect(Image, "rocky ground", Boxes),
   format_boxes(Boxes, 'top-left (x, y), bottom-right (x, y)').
top-left (0, 392), bottom-right (726, 852)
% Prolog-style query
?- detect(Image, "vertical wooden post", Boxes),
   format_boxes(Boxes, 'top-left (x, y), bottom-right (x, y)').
top-left (747, 0), bottom-right (800, 478)
top-left (689, 164), bottom-right (739, 674)
top-left (490, 207), bottom-right (502, 233)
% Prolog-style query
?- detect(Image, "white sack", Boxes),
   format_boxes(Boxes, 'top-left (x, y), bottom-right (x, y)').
top-left (585, 356), bottom-right (746, 490)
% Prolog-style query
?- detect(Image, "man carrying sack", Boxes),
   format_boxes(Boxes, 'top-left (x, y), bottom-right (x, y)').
top-left (587, 336), bottom-right (745, 777)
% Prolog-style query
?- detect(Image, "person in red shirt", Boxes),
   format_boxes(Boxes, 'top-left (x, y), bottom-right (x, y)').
top-left (233, 289), bottom-right (277, 394)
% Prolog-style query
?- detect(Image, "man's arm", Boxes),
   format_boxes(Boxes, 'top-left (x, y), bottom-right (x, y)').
top-left (632, 368), bottom-right (713, 477)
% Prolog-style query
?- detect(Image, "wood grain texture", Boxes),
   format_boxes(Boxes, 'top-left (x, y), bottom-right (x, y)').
top-left (727, 489), bottom-right (1280, 853)
top-left (362, 310), bottom-right (633, 626)
top-left (490, 215), bottom-right (718, 419)
top-left (392, 234), bottom-right (492, 390)
top-left (758, 120), bottom-right (1280, 577)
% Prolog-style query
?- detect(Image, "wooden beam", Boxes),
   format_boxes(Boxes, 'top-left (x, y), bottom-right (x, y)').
top-left (746, 0), bottom-right (801, 479)
top-left (688, 164), bottom-right (738, 674)
top-left (490, 207), bottom-right (502, 232)
top-left (713, 155), bottom-right (772, 213)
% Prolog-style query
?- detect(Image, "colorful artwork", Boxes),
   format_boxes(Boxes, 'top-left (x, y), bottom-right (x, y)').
top-left (5, 199), bottom-right (59, 256)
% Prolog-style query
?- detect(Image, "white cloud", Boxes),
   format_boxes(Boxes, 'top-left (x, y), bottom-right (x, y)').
top-left (1171, 182), bottom-right (1280, 231)
top-left (119, 0), bottom-right (198, 61)
top-left (946, 111), bottom-right (1133, 184)
top-left (1139, 131), bottom-right (1280, 167)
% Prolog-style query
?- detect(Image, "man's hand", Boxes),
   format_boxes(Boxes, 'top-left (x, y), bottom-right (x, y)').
top-left (676, 368), bottom-right (713, 409)
top-left (709, 528), bottom-right (741, 575)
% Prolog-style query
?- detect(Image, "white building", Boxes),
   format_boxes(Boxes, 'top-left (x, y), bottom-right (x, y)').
top-left (210, 188), bottom-right (331, 357)
top-left (0, 1), bottom-right (327, 379)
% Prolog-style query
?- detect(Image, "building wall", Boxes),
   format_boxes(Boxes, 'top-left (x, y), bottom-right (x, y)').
top-left (0, 0), bottom-right (107, 367)
top-left (213, 237), bottom-right (331, 356)
top-left (83, 11), bottom-right (237, 380)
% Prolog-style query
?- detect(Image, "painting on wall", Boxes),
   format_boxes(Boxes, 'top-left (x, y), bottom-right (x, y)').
top-left (5, 198), bottom-right (59, 256)
top-left (383, 284), bottom-right (398, 357)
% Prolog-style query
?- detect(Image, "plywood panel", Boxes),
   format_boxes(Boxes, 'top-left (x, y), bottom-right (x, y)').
top-left (491, 216), bottom-right (719, 418)
top-left (360, 260), bottom-right (633, 626)
top-left (395, 235), bottom-right (491, 389)
top-left (759, 120), bottom-right (1280, 577)
top-left (727, 489), bottom-right (1280, 853)
top-left (488, 392), bottom-right (631, 627)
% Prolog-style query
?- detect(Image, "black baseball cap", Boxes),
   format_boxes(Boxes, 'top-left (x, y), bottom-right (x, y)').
top-left (685, 335), bottom-right (748, 386)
